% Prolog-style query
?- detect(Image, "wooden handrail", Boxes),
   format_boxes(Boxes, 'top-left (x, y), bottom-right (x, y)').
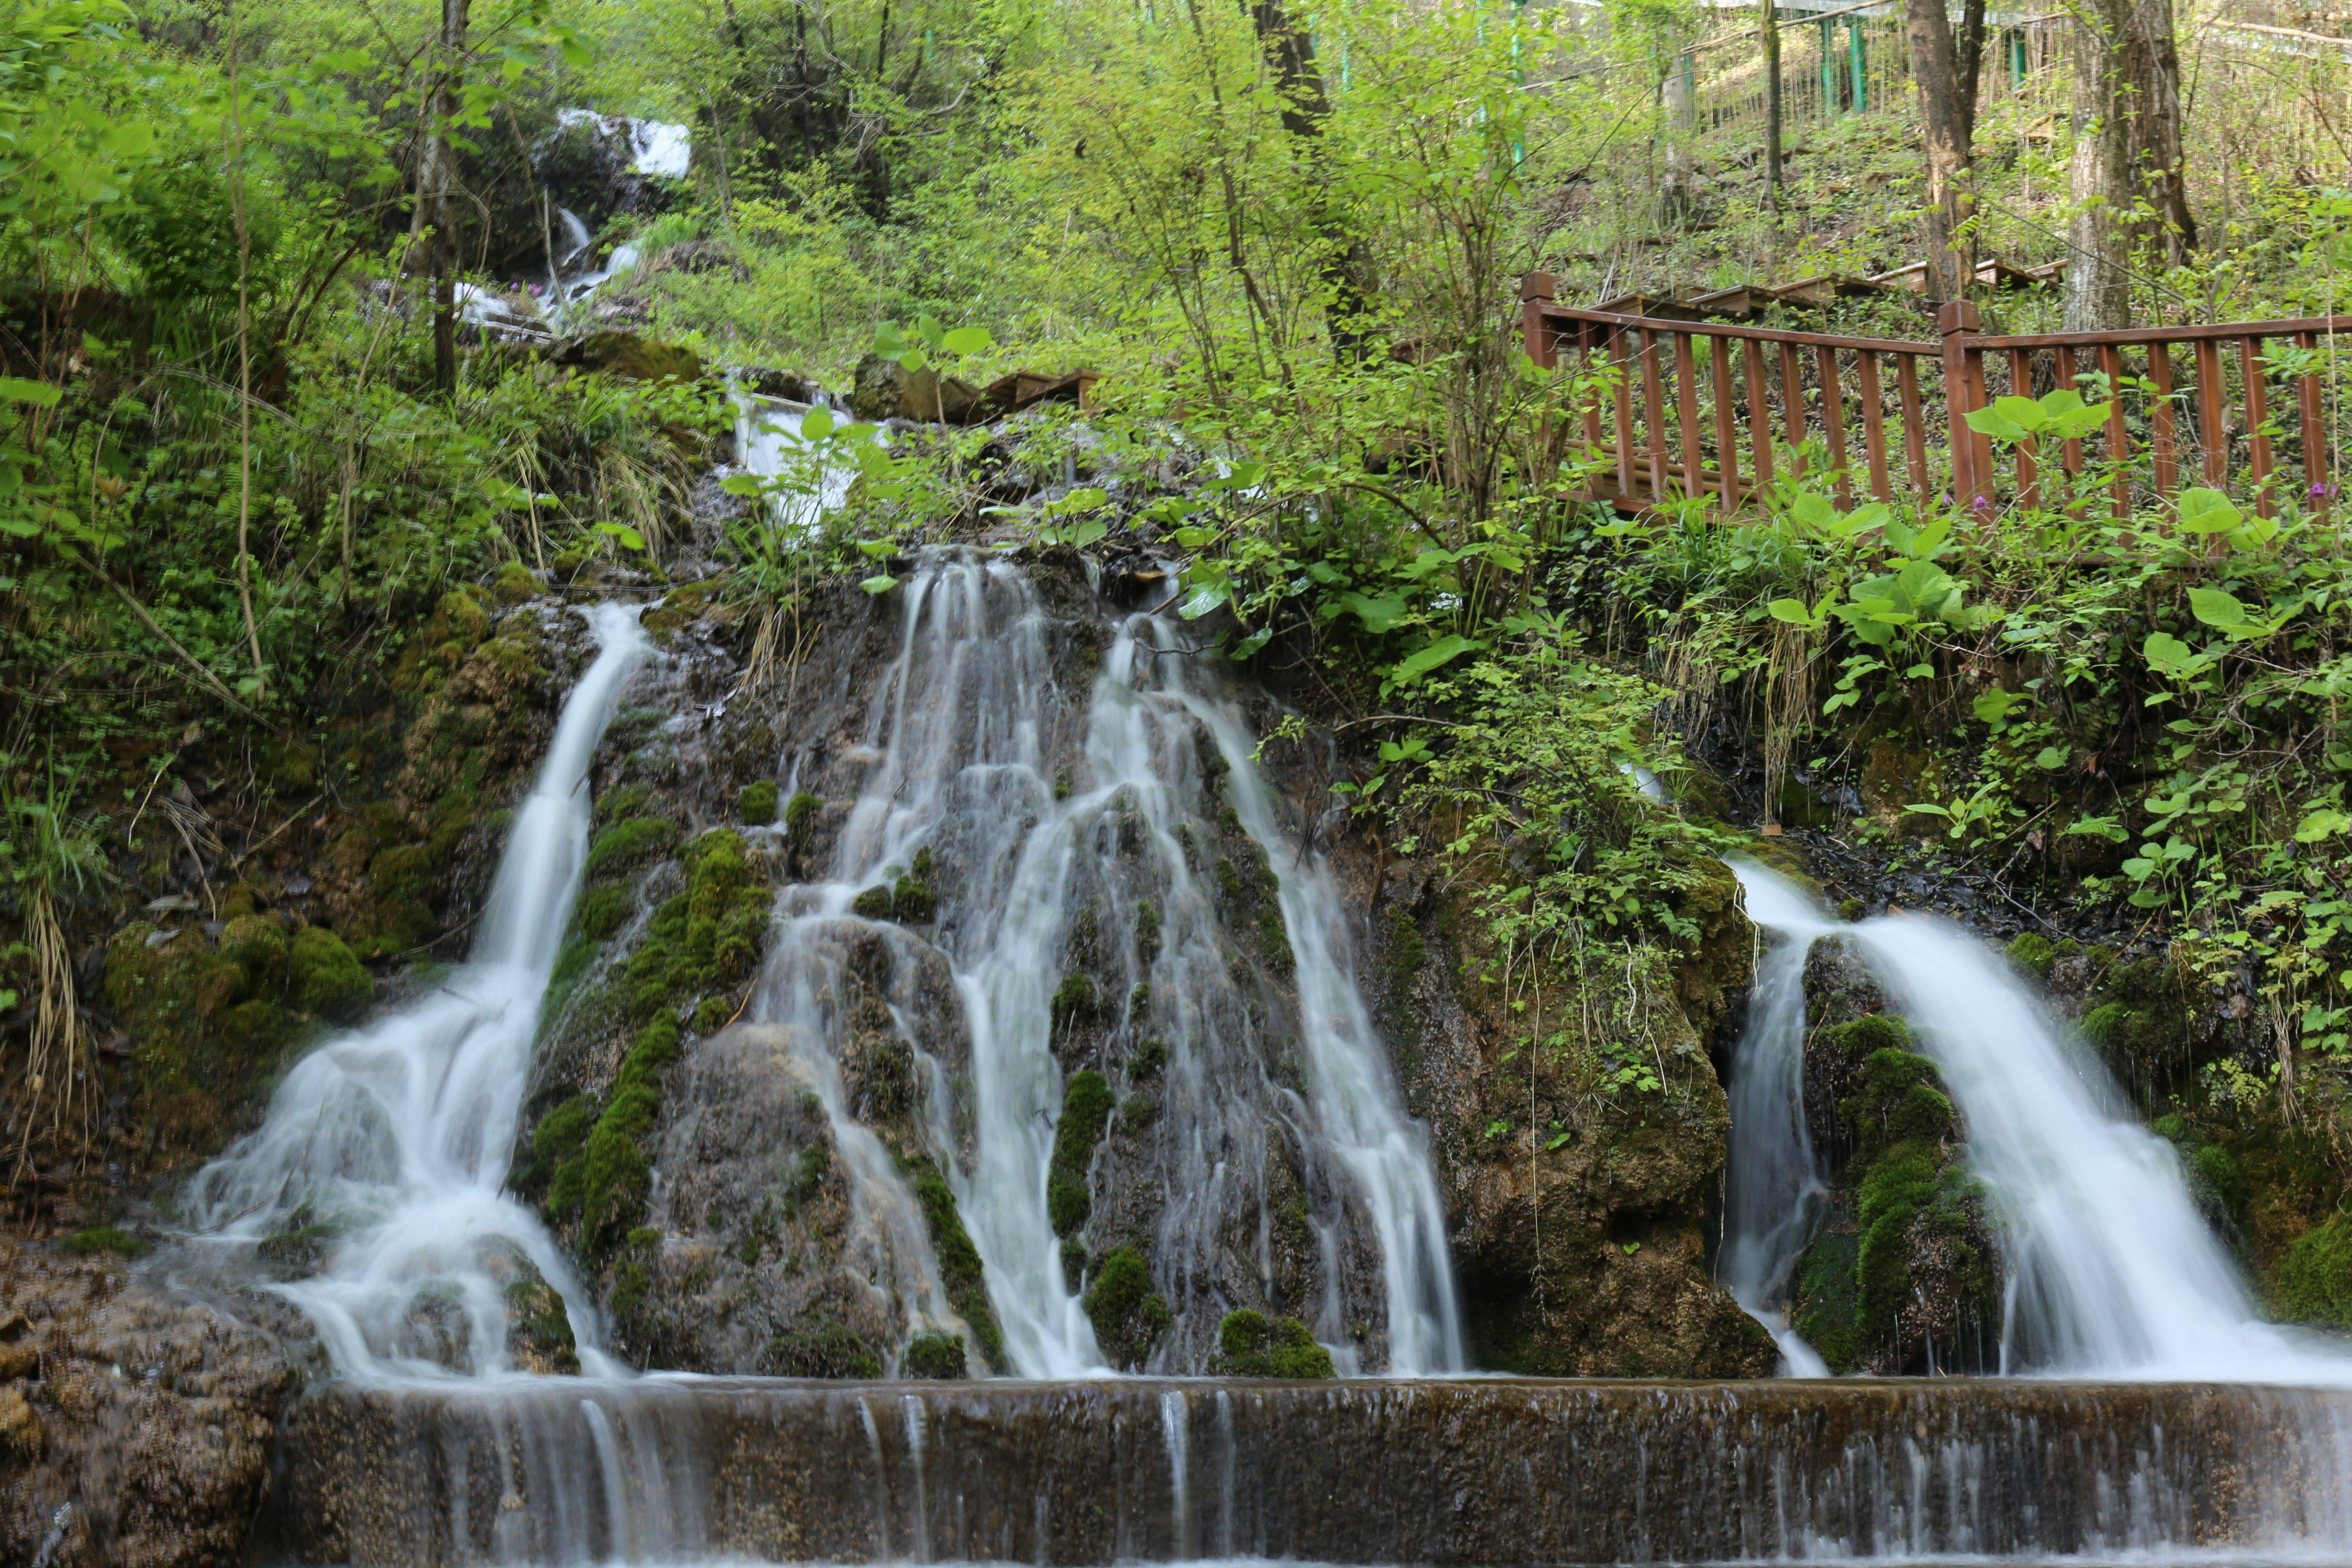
top-left (1520, 271), bottom-right (2346, 521)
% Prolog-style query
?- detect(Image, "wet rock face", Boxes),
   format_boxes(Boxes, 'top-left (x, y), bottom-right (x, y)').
top-left (1340, 842), bottom-right (1772, 1378)
top-left (0, 1242), bottom-right (300, 1568)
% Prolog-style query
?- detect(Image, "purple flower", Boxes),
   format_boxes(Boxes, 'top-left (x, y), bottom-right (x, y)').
top-left (2311, 481), bottom-right (2338, 501)
top-left (1972, 494), bottom-right (1994, 514)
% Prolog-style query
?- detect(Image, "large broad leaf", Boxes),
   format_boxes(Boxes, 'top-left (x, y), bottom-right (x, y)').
top-left (1338, 591), bottom-right (1411, 633)
top-left (1388, 635), bottom-right (1480, 686)
top-left (1178, 580), bottom-right (1231, 619)
top-left (860, 573), bottom-right (900, 595)
top-left (801, 404), bottom-right (835, 440)
top-left (2188, 586), bottom-right (2254, 631)
top-left (2175, 488), bottom-right (2242, 534)
top-left (2296, 808), bottom-right (2352, 843)
top-left (940, 325), bottom-right (994, 356)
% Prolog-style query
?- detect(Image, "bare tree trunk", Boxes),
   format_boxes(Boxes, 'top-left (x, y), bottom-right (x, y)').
top-left (1902, 0), bottom-right (1980, 300)
top-left (430, 0), bottom-right (473, 393)
top-left (2063, 0), bottom-right (2134, 330)
top-left (1761, 0), bottom-right (1783, 211)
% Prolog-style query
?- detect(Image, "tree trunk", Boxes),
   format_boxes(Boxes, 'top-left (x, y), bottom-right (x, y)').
top-left (1248, 0), bottom-right (1378, 360)
top-left (1902, 0), bottom-right (1979, 301)
top-left (1662, 54), bottom-right (1694, 223)
top-left (1761, 0), bottom-right (1783, 211)
top-left (430, 0), bottom-right (472, 394)
top-left (2124, 0), bottom-right (2194, 263)
top-left (2063, 0), bottom-right (2134, 330)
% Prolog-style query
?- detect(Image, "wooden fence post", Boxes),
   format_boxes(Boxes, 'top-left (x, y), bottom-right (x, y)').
top-left (1522, 272), bottom-right (1557, 370)
top-left (1939, 299), bottom-right (1984, 508)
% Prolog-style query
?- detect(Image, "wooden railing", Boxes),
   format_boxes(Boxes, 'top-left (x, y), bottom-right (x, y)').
top-left (1520, 272), bottom-right (2352, 521)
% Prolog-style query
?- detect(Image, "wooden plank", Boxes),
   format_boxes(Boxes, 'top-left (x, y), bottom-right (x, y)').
top-left (1538, 303), bottom-right (1943, 356)
top-left (1857, 350), bottom-right (1893, 504)
top-left (1579, 323), bottom-right (1607, 469)
top-left (1817, 345), bottom-right (1853, 507)
top-left (1675, 331), bottom-right (1707, 505)
top-left (2195, 337), bottom-right (2228, 487)
top-left (2297, 329), bottom-right (2330, 517)
top-left (2054, 346), bottom-right (2084, 476)
top-left (1895, 352), bottom-right (1932, 501)
top-left (1641, 327), bottom-right (1671, 502)
top-left (1744, 337), bottom-right (1777, 493)
top-left (1970, 314), bottom-right (2352, 350)
top-left (1712, 334), bottom-right (1743, 511)
top-left (1781, 340), bottom-right (1808, 479)
top-left (2009, 346), bottom-right (2040, 510)
top-left (1612, 327), bottom-right (1638, 503)
top-left (2148, 341), bottom-right (2178, 499)
top-left (2099, 342), bottom-right (2130, 518)
top-left (2241, 336), bottom-right (2274, 518)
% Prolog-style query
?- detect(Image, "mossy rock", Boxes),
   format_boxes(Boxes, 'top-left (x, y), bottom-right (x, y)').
top-left (2274, 1211), bottom-right (2352, 1328)
top-left (289, 925), bottom-right (372, 1021)
top-left (1047, 1069), bottom-right (1115, 1237)
top-left (586, 815), bottom-right (679, 879)
top-left (1082, 1246), bottom-right (1170, 1370)
top-left (489, 560), bottom-right (541, 604)
top-left (739, 780), bottom-right (780, 825)
top-left (902, 1331), bottom-right (969, 1379)
top-left (1792, 1228), bottom-right (1864, 1372)
top-left (767, 1314), bottom-right (884, 1378)
top-left (1217, 1309), bottom-right (1335, 1377)
top-left (2007, 931), bottom-right (2056, 980)
top-left (903, 1153), bottom-right (1004, 1366)
top-left (61, 1227), bottom-right (149, 1258)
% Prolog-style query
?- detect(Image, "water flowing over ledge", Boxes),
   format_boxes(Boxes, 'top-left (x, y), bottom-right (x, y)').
top-left (274, 1375), bottom-right (2352, 1565)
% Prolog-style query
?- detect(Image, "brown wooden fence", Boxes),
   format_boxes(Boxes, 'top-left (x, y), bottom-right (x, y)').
top-left (1520, 272), bottom-right (2352, 521)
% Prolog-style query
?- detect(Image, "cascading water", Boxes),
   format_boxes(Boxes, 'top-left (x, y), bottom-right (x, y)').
top-left (724, 551), bottom-right (1461, 1375)
top-left (1724, 860), bottom-right (2352, 1382)
top-left (182, 604), bottom-right (650, 1380)
top-left (1716, 860), bottom-right (1833, 1376)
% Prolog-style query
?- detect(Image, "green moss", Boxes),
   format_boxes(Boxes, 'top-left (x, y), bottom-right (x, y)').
top-left (527, 1094), bottom-right (599, 1205)
top-left (1046, 1070), bottom-right (1115, 1237)
top-left (1082, 1246), bottom-right (1170, 1369)
top-left (1216, 857), bottom-right (1245, 906)
top-left (1218, 1309), bottom-right (1335, 1377)
top-left (903, 1331), bottom-right (969, 1379)
top-left (903, 1153), bottom-right (1005, 1365)
top-left (61, 1226), bottom-right (149, 1257)
top-left (219, 914), bottom-right (288, 995)
top-left (739, 780), bottom-right (781, 825)
top-left (2007, 931), bottom-right (2056, 980)
top-left (1792, 1229), bottom-right (1864, 1372)
top-left (288, 926), bottom-right (372, 1021)
top-left (1051, 973), bottom-right (1097, 1025)
top-left (1256, 905), bottom-right (1293, 974)
top-left (578, 885), bottom-right (632, 941)
top-left (768, 1314), bottom-right (885, 1378)
top-left (784, 791), bottom-right (821, 850)
top-left (1128, 1037), bottom-right (1170, 1080)
top-left (1134, 899), bottom-right (1161, 965)
top-left (490, 560), bottom-right (540, 604)
top-left (585, 815), bottom-right (679, 878)
top-left (598, 782), bottom-right (655, 826)
top-left (2276, 1212), bottom-right (2352, 1327)
top-left (504, 1274), bottom-right (581, 1374)
top-left (1383, 906), bottom-right (1427, 1015)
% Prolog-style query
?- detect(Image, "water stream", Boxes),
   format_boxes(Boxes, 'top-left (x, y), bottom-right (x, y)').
top-left (1723, 860), bottom-right (2350, 1382)
top-left (183, 605), bottom-right (652, 1380)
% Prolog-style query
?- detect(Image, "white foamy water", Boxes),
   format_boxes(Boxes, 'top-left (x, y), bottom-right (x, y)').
top-left (1719, 860), bottom-right (1834, 1376)
top-left (182, 604), bottom-right (650, 1381)
top-left (1723, 861), bottom-right (2352, 1383)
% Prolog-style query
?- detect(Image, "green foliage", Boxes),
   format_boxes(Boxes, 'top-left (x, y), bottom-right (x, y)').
top-left (287, 925), bottom-right (371, 1020)
top-left (60, 1225), bottom-right (148, 1256)
top-left (902, 1330), bottom-right (969, 1378)
top-left (2275, 1211), bottom-right (2352, 1328)
top-left (903, 1152), bottom-right (1004, 1365)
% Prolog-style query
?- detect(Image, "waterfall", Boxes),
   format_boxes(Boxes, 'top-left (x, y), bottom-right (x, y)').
top-left (1718, 860), bottom-right (1833, 1375)
top-left (181, 605), bottom-right (651, 1381)
top-left (753, 552), bottom-right (1461, 1375)
top-left (1724, 861), bottom-right (2351, 1381)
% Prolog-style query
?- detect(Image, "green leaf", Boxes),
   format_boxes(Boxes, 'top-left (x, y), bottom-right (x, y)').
top-left (1767, 597), bottom-right (1819, 626)
top-left (1229, 627), bottom-right (1272, 659)
top-left (2063, 814), bottom-right (2129, 843)
top-left (1973, 688), bottom-right (2024, 725)
top-left (1338, 592), bottom-right (1411, 633)
top-left (2188, 586), bottom-right (2250, 629)
top-left (860, 573), bottom-right (899, 595)
top-left (1178, 582), bottom-right (1231, 619)
top-left (0, 377), bottom-right (61, 407)
top-left (593, 521), bottom-right (645, 551)
top-left (939, 325), bottom-right (994, 356)
top-left (801, 404), bottom-right (835, 440)
top-left (1387, 635), bottom-right (1479, 686)
top-left (2143, 631), bottom-right (2216, 679)
top-left (2296, 808), bottom-right (2352, 843)
top-left (720, 474), bottom-right (765, 497)
top-left (2176, 488), bottom-right (2242, 534)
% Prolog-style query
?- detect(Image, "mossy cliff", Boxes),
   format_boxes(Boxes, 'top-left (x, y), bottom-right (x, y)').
top-left (1357, 842), bottom-right (1774, 1379)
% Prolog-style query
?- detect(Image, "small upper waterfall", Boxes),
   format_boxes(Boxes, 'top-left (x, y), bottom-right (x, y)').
top-left (1718, 861), bottom-right (1833, 1376)
top-left (1725, 861), bottom-right (2350, 1381)
top-left (182, 605), bottom-right (651, 1380)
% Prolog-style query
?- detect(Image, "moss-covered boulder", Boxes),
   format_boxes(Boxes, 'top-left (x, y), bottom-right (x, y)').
top-left (288, 926), bottom-right (371, 1021)
top-left (1216, 1309), bottom-right (1335, 1377)
top-left (1082, 1246), bottom-right (1170, 1370)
